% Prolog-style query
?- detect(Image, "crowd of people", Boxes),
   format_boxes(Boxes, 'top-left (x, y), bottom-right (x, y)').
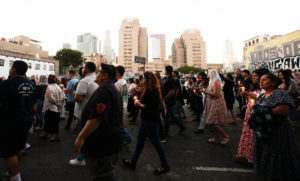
top-left (0, 60), bottom-right (299, 181)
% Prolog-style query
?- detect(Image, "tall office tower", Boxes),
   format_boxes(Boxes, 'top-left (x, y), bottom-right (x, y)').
top-left (150, 34), bottom-right (166, 61)
top-left (172, 29), bottom-right (207, 69)
top-left (76, 33), bottom-right (98, 56)
top-left (118, 17), bottom-right (148, 73)
top-left (62, 43), bottom-right (72, 49)
top-left (171, 39), bottom-right (185, 69)
top-left (222, 40), bottom-right (236, 72)
top-left (103, 30), bottom-right (116, 64)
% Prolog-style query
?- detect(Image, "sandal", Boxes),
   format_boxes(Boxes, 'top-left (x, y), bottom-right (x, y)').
top-left (122, 159), bottom-right (136, 169)
top-left (220, 138), bottom-right (230, 145)
top-left (154, 166), bottom-right (170, 175)
top-left (207, 138), bottom-right (220, 144)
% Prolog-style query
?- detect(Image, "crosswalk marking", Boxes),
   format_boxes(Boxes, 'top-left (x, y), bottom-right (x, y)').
top-left (193, 166), bottom-right (254, 173)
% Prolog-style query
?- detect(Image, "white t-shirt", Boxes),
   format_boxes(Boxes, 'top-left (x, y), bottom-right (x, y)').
top-left (43, 84), bottom-right (64, 113)
top-left (115, 78), bottom-right (128, 96)
top-left (74, 73), bottom-right (98, 119)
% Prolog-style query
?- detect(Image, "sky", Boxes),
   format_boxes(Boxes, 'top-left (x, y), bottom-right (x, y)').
top-left (1, 0), bottom-right (300, 63)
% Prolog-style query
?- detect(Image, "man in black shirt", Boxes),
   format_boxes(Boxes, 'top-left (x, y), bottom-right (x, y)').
top-left (163, 66), bottom-right (185, 136)
top-left (0, 61), bottom-right (37, 181)
top-left (74, 63), bottom-right (123, 181)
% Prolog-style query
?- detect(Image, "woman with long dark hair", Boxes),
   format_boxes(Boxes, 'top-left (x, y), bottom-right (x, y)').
top-left (122, 72), bottom-right (170, 175)
top-left (248, 73), bottom-right (300, 180)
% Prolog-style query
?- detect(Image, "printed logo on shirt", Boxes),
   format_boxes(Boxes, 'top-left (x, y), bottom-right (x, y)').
top-left (17, 83), bottom-right (35, 96)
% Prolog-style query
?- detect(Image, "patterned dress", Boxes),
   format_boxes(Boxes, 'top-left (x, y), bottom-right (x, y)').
top-left (236, 90), bottom-right (260, 163)
top-left (205, 81), bottom-right (227, 125)
top-left (252, 90), bottom-right (300, 181)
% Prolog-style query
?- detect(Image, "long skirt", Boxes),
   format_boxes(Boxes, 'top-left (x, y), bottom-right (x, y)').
top-left (44, 110), bottom-right (60, 134)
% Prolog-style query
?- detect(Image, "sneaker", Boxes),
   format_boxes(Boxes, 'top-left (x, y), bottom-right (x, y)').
top-left (69, 158), bottom-right (86, 166)
top-left (161, 139), bottom-right (167, 143)
top-left (25, 143), bottom-right (31, 150)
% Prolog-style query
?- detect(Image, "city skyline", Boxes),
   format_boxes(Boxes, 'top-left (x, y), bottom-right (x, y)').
top-left (1, 0), bottom-right (299, 64)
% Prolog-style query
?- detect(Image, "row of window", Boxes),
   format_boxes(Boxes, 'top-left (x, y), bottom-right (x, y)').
top-left (0, 59), bottom-right (54, 71)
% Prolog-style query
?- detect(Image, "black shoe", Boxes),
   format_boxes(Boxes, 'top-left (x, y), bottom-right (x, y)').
top-left (127, 114), bottom-right (133, 118)
top-left (195, 129), bottom-right (204, 134)
top-left (122, 159), bottom-right (136, 169)
top-left (154, 166), bottom-right (170, 175)
top-left (182, 116), bottom-right (187, 119)
top-left (179, 127), bottom-right (186, 135)
top-left (193, 119), bottom-right (200, 122)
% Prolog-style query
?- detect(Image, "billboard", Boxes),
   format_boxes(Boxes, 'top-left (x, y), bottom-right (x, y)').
top-left (245, 30), bottom-right (300, 71)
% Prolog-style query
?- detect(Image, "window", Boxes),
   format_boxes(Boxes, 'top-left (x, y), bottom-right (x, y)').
top-left (9, 60), bottom-right (14, 68)
top-left (0, 59), bottom-right (4, 66)
top-left (28, 63), bottom-right (32, 69)
top-left (0, 46), bottom-right (3, 50)
top-left (43, 65), bottom-right (46, 70)
top-left (49, 65), bottom-right (54, 71)
top-left (35, 64), bottom-right (40, 70)
top-left (13, 49), bottom-right (16, 52)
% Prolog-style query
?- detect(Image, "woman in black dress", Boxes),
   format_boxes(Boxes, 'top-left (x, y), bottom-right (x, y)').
top-left (220, 73), bottom-right (237, 123)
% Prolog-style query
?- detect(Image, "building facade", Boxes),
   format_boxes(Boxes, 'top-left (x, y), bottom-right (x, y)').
top-left (207, 63), bottom-right (223, 70)
top-left (84, 54), bottom-right (109, 69)
top-left (171, 29), bottom-right (207, 69)
top-left (150, 34), bottom-right (166, 61)
top-left (77, 33), bottom-right (98, 56)
top-left (0, 35), bottom-right (58, 78)
top-left (243, 29), bottom-right (300, 71)
top-left (118, 18), bottom-right (148, 74)
top-left (62, 43), bottom-right (72, 49)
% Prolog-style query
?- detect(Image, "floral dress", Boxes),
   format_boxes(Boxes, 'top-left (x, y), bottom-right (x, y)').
top-left (250, 90), bottom-right (300, 181)
top-left (205, 81), bottom-right (227, 125)
top-left (236, 90), bottom-right (260, 163)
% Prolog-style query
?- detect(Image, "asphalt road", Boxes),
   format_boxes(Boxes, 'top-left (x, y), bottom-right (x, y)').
top-left (1, 103), bottom-right (300, 181)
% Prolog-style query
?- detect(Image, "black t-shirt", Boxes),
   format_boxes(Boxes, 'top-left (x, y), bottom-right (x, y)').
top-left (140, 89), bottom-right (160, 122)
top-left (242, 77), bottom-right (253, 91)
top-left (0, 77), bottom-right (37, 129)
top-left (175, 78), bottom-right (183, 101)
top-left (81, 82), bottom-right (124, 157)
top-left (163, 76), bottom-right (177, 106)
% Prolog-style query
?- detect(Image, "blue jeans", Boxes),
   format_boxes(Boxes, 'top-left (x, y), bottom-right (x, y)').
top-left (37, 99), bottom-right (45, 126)
top-left (123, 127), bottom-right (133, 142)
top-left (131, 120), bottom-right (168, 167)
top-left (198, 110), bottom-right (206, 130)
top-left (164, 103), bottom-right (185, 134)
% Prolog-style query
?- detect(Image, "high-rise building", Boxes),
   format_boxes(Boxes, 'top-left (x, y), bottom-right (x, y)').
top-left (172, 39), bottom-right (185, 69)
top-left (222, 40), bottom-right (236, 72)
top-left (62, 43), bottom-right (72, 49)
top-left (171, 29), bottom-right (207, 69)
top-left (150, 34), bottom-right (166, 61)
top-left (103, 30), bottom-right (116, 64)
top-left (118, 18), bottom-right (148, 73)
top-left (76, 33), bottom-right (98, 56)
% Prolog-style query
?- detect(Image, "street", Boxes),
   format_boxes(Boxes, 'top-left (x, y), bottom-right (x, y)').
top-left (1, 103), bottom-right (300, 181)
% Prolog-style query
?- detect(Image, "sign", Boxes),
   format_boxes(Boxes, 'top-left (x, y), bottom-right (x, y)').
top-left (244, 30), bottom-right (300, 71)
top-left (134, 56), bottom-right (146, 64)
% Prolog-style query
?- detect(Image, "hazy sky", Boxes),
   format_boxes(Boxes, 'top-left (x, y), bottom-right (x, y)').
top-left (1, 0), bottom-right (299, 63)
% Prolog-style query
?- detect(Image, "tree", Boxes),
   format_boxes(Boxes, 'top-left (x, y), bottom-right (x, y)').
top-left (176, 65), bottom-right (206, 74)
top-left (54, 49), bottom-right (83, 74)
